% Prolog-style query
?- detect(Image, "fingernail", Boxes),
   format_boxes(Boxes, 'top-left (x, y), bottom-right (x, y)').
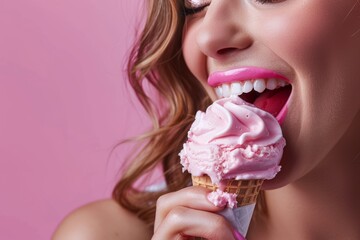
top-left (233, 229), bottom-right (245, 240)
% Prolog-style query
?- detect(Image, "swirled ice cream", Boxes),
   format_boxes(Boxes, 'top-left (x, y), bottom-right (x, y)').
top-left (179, 96), bottom-right (285, 236)
top-left (179, 96), bottom-right (285, 184)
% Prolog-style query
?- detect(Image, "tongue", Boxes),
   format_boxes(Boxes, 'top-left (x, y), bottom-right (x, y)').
top-left (253, 85), bottom-right (291, 117)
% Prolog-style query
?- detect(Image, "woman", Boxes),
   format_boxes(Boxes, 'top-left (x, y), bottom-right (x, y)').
top-left (53, 0), bottom-right (360, 239)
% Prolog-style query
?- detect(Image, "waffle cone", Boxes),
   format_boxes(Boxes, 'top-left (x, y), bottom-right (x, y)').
top-left (192, 175), bottom-right (263, 207)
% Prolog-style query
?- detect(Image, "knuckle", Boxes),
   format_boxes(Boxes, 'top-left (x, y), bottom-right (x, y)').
top-left (166, 206), bottom-right (188, 225)
top-left (156, 194), bottom-right (170, 209)
top-left (199, 215), bottom-right (231, 239)
top-left (210, 215), bottom-right (229, 232)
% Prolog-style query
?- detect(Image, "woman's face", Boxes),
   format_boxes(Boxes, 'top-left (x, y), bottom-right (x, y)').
top-left (182, 0), bottom-right (360, 188)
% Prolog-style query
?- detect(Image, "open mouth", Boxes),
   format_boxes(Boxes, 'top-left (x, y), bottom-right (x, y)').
top-left (214, 78), bottom-right (292, 121)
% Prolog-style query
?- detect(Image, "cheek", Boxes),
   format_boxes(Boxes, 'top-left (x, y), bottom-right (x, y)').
top-left (260, 13), bottom-right (333, 68)
top-left (259, 2), bottom-right (359, 123)
top-left (258, 1), bottom-right (360, 186)
top-left (259, 0), bottom-right (358, 68)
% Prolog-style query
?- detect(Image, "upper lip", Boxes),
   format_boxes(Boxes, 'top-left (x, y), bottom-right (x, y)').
top-left (208, 67), bottom-right (291, 87)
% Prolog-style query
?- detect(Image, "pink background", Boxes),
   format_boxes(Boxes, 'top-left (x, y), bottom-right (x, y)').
top-left (0, 0), bottom-right (150, 239)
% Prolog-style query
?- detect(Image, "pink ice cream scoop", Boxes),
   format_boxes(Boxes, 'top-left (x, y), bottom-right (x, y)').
top-left (179, 96), bottom-right (285, 184)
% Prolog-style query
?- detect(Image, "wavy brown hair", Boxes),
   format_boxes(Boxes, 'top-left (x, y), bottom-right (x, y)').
top-left (112, 0), bottom-right (266, 231)
top-left (112, 0), bottom-right (211, 228)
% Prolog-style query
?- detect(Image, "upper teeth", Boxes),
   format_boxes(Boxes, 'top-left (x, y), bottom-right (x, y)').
top-left (215, 78), bottom-right (289, 98)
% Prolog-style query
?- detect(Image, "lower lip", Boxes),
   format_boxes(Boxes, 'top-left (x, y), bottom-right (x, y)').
top-left (276, 101), bottom-right (289, 125)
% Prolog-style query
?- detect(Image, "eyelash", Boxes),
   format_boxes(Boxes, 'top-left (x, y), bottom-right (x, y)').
top-left (183, 0), bottom-right (281, 16)
top-left (183, 1), bottom-right (210, 16)
top-left (254, 0), bottom-right (283, 4)
top-left (183, 6), bottom-right (206, 16)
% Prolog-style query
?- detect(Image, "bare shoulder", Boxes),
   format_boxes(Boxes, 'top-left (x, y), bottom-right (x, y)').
top-left (52, 199), bottom-right (152, 240)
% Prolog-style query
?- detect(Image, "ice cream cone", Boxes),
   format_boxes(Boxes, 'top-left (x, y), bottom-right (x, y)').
top-left (192, 175), bottom-right (263, 236)
top-left (192, 175), bottom-right (263, 207)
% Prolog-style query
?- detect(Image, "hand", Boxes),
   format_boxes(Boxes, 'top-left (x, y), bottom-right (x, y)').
top-left (152, 186), bottom-right (243, 240)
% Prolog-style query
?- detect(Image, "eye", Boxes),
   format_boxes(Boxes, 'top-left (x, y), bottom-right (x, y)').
top-left (183, 0), bottom-right (211, 16)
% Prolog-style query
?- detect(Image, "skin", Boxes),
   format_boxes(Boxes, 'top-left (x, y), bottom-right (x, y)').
top-left (183, 0), bottom-right (360, 189)
top-left (53, 0), bottom-right (360, 239)
top-left (179, 0), bottom-right (360, 239)
top-left (153, 187), bottom-right (237, 239)
top-left (52, 199), bottom-right (152, 240)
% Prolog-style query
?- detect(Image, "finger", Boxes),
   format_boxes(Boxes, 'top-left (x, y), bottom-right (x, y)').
top-left (154, 186), bottom-right (224, 231)
top-left (233, 229), bottom-right (246, 240)
top-left (153, 206), bottom-right (235, 240)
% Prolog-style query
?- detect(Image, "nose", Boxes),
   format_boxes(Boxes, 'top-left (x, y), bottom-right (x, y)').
top-left (196, 1), bottom-right (252, 59)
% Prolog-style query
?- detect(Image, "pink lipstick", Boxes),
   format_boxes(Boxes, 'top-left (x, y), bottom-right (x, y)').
top-left (208, 67), bottom-right (290, 87)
